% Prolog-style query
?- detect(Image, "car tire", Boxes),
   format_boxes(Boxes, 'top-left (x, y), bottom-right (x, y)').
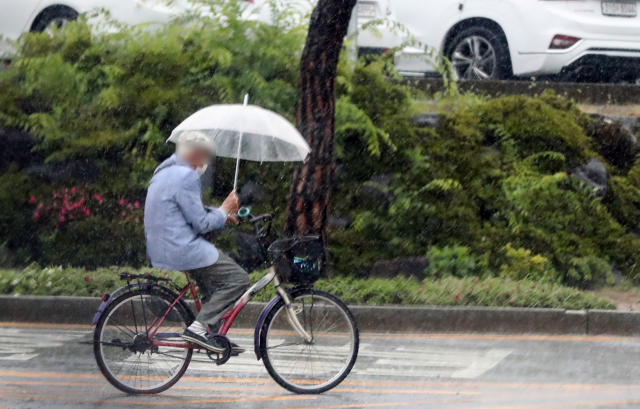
top-left (446, 26), bottom-right (511, 80)
top-left (31, 7), bottom-right (79, 33)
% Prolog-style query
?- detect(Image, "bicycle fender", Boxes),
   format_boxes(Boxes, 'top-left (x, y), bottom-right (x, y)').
top-left (92, 283), bottom-right (191, 325)
top-left (253, 295), bottom-right (282, 360)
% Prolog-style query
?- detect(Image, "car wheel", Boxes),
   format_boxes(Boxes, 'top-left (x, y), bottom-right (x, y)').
top-left (31, 7), bottom-right (79, 34)
top-left (446, 26), bottom-right (511, 80)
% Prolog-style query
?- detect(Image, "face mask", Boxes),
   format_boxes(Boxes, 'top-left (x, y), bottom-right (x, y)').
top-left (196, 164), bottom-right (208, 176)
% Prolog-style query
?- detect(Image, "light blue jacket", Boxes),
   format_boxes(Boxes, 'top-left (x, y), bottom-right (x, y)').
top-left (144, 154), bottom-right (226, 270)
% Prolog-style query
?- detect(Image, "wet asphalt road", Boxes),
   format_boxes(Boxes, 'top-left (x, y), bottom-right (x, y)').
top-left (1, 323), bottom-right (640, 408)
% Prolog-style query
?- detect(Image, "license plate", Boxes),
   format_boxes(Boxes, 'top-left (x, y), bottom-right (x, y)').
top-left (358, 2), bottom-right (377, 17)
top-left (602, 1), bottom-right (637, 17)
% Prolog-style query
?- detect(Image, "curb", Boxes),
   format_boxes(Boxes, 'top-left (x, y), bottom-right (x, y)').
top-left (0, 295), bottom-right (637, 336)
top-left (404, 78), bottom-right (640, 105)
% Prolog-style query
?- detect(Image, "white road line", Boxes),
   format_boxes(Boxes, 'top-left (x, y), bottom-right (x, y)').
top-left (0, 327), bottom-right (512, 379)
top-left (0, 328), bottom-right (88, 361)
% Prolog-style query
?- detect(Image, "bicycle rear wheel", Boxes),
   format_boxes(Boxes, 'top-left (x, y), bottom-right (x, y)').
top-left (94, 288), bottom-right (194, 394)
top-left (259, 289), bottom-right (359, 394)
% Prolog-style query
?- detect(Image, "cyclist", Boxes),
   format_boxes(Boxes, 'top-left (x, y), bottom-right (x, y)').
top-left (144, 131), bottom-right (250, 354)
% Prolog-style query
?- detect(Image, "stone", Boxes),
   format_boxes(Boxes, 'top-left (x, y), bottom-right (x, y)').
top-left (0, 127), bottom-right (44, 172)
top-left (359, 174), bottom-right (394, 209)
top-left (26, 159), bottom-right (100, 184)
top-left (411, 113), bottom-right (442, 129)
top-left (608, 115), bottom-right (639, 144)
top-left (573, 158), bottom-right (608, 196)
top-left (370, 257), bottom-right (429, 279)
top-left (329, 215), bottom-right (352, 229)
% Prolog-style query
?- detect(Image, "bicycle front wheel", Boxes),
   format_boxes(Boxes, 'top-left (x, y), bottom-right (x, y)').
top-left (94, 288), bottom-right (194, 394)
top-left (259, 289), bottom-right (359, 394)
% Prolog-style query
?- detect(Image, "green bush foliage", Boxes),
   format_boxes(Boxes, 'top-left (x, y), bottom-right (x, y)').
top-left (0, 264), bottom-right (616, 310)
top-left (425, 245), bottom-right (489, 279)
top-left (0, 1), bottom-right (638, 293)
top-left (337, 91), bottom-right (640, 287)
top-left (499, 244), bottom-right (558, 283)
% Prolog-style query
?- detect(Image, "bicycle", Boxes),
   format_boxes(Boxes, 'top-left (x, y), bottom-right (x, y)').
top-left (90, 212), bottom-right (359, 395)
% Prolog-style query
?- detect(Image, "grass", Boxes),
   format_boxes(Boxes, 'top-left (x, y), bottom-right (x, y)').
top-left (0, 263), bottom-right (616, 310)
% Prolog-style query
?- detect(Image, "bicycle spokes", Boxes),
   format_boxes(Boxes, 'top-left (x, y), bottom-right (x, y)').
top-left (261, 291), bottom-right (358, 392)
top-left (95, 292), bottom-right (191, 393)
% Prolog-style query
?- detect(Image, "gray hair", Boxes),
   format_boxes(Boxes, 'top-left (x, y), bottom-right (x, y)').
top-left (176, 131), bottom-right (216, 156)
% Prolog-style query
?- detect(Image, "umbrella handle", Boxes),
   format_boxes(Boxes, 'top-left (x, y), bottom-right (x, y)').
top-left (233, 131), bottom-right (242, 191)
top-left (234, 94), bottom-right (249, 191)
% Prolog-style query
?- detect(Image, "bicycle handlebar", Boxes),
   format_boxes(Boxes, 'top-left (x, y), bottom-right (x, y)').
top-left (248, 214), bottom-right (272, 223)
top-left (240, 213), bottom-right (273, 238)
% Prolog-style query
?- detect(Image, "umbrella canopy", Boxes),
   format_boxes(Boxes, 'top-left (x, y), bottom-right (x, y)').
top-left (167, 104), bottom-right (310, 163)
top-left (168, 96), bottom-right (310, 190)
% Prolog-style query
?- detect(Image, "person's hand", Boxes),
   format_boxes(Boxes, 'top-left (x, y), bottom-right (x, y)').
top-left (220, 190), bottom-right (239, 216)
top-left (225, 214), bottom-right (239, 226)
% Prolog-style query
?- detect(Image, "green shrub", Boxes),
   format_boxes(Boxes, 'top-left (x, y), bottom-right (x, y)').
top-left (0, 264), bottom-right (617, 310)
top-left (566, 256), bottom-right (614, 289)
top-left (0, 1), bottom-right (639, 289)
top-left (607, 176), bottom-right (640, 230)
top-left (499, 244), bottom-right (558, 283)
top-left (475, 95), bottom-right (593, 166)
top-left (588, 120), bottom-right (639, 171)
top-left (499, 172), bottom-right (639, 282)
top-left (332, 93), bottom-right (640, 284)
top-left (425, 245), bottom-right (489, 279)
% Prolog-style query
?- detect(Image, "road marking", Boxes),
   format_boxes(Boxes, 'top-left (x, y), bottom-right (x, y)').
top-left (186, 343), bottom-right (512, 380)
top-left (0, 391), bottom-right (315, 406)
top-left (4, 369), bottom-right (640, 393)
top-left (255, 401), bottom-right (435, 409)
top-left (0, 328), bottom-right (87, 361)
top-left (458, 398), bottom-right (640, 409)
top-left (3, 321), bottom-right (640, 343)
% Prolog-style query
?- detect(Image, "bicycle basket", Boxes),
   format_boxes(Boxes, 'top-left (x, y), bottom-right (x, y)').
top-left (268, 236), bottom-right (324, 285)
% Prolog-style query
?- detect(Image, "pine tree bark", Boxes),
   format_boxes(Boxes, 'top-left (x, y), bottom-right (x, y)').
top-left (285, 0), bottom-right (358, 244)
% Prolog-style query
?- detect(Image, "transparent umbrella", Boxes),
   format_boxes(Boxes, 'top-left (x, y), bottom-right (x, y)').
top-left (167, 95), bottom-right (311, 189)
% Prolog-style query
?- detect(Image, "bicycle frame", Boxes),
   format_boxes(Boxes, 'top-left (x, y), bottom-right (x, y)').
top-left (150, 267), bottom-right (312, 350)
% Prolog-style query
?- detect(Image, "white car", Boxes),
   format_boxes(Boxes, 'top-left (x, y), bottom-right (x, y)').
top-left (0, 0), bottom-right (400, 57)
top-left (394, 0), bottom-right (640, 81)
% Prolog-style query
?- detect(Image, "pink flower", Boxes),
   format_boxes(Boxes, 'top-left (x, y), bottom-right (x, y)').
top-left (37, 203), bottom-right (43, 210)
top-left (69, 215), bottom-right (74, 220)
top-left (455, 294), bottom-right (460, 301)
top-left (84, 209), bottom-right (90, 216)
top-left (134, 201), bottom-right (140, 208)
top-left (84, 276), bottom-right (90, 282)
top-left (29, 196), bottom-right (36, 203)
top-left (93, 194), bottom-right (103, 204)
top-left (59, 216), bottom-right (65, 222)
top-left (71, 187), bottom-right (77, 194)
top-left (119, 199), bottom-right (125, 206)
top-left (33, 212), bottom-right (40, 219)
top-left (61, 209), bottom-right (66, 215)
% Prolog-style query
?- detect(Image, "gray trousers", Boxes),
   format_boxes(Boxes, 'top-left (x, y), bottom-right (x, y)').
top-left (184, 253), bottom-right (250, 330)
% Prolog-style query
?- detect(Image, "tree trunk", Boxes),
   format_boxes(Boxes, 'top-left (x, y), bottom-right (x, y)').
top-left (285, 0), bottom-right (358, 244)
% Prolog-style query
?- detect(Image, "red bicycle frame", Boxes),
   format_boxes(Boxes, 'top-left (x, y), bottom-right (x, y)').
top-left (150, 269), bottom-right (278, 349)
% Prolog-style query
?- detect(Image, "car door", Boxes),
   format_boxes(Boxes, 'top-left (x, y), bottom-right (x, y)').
top-left (0, 0), bottom-right (43, 55)
top-left (393, 0), bottom-right (462, 73)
